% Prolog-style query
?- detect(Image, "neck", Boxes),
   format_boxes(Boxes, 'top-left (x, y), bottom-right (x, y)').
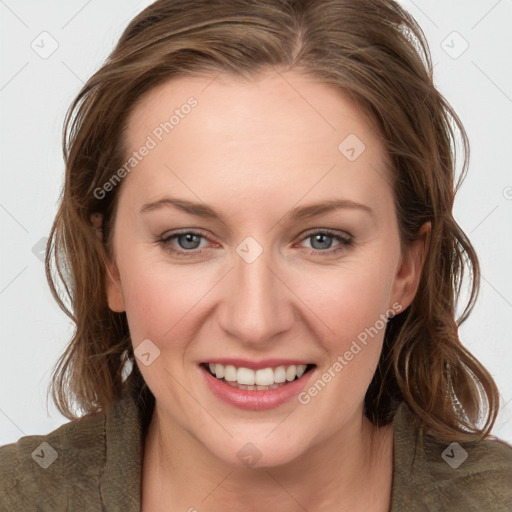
top-left (141, 403), bottom-right (394, 512)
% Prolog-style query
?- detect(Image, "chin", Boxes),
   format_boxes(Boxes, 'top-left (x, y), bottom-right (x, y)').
top-left (200, 431), bottom-right (310, 470)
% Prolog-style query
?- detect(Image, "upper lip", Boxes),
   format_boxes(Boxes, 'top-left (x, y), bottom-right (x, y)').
top-left (202, 359), bottom-right (314, 371)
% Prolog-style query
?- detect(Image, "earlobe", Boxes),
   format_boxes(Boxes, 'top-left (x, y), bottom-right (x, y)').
top-left (392, 221), bottom-right (431, 311)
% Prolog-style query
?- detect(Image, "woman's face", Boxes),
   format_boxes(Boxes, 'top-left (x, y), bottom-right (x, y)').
top-left (106, 70), bottom-right (425, 468)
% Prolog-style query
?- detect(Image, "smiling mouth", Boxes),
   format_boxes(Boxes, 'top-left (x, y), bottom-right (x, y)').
top-left (200, 362), bottom-right (316, 391)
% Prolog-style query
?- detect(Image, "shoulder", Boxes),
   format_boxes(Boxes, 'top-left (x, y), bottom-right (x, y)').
top-left (391, 402), bottom-right (512, 512)
top-left (423, 435), bottom-right (512, 511)
top-left (0, 412), bottom-right (106, 510)
top-left (0, 380), bottom-right (148, 511)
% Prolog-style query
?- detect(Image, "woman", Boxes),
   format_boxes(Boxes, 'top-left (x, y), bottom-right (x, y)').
top-left (1, 0), bottom-right (511, 510)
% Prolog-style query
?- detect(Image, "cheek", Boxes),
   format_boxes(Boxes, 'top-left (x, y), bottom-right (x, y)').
top-left (292, 263), bottom-right (396, 416)
top-left (294, 255), bottom-right (397, 346)
top-left (117, 252), bottom-right (214, 345)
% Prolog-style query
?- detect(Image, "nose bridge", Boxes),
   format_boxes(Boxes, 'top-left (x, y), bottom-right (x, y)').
top-left (219, 238), bottom-right (293, 344)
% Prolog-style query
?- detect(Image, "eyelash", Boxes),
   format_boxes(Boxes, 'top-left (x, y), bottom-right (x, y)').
top-left (156, 229), bottom-right (353, 258)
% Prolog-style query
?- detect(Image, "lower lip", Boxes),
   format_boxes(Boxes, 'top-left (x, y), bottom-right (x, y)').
top-left (200, 364), bottom-right (316, 410)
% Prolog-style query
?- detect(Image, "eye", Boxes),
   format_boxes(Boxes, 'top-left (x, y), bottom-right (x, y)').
top-left (297, 229), bottom-right (353, 255)
top-left (156, 228), bottom-right (354, 258)
top-left (157, 230), bottom-right (212, 257)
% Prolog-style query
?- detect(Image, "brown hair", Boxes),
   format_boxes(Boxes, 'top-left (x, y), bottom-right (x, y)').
top-left (46, 0), bottom-right (499, 443)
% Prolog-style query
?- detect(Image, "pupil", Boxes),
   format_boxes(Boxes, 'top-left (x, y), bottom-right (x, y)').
top-left (179, 233), bottom-right (201, 250)
top-left (312, 234), bottom-right (332, 250)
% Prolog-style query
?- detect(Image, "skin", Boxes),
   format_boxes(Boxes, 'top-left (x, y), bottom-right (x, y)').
top-left (103, 70), bottom-right (429, 511)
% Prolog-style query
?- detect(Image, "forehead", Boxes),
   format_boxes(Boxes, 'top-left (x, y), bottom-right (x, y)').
top-left (120, 71), bottom-right (392, 216)
top-left (125, 70), bottom-right (382, 151)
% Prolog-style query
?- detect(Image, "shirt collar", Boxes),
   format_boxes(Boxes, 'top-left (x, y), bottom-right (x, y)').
top-left (99, 373), bottom-right (154, 510)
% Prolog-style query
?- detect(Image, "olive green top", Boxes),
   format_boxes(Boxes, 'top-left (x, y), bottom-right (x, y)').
top-left (1, 378), bottom-right (511, 511)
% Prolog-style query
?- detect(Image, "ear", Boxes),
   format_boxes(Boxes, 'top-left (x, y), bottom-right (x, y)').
top-left (391, 221), bottom-right (431, 311)
top-left (105, 256), bottom-right (126, 313)
top-left (91, 212), bottom-right (126, 313)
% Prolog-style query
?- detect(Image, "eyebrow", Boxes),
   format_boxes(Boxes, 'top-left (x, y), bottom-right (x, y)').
top-left (140, 196), bottom-right (374, 221)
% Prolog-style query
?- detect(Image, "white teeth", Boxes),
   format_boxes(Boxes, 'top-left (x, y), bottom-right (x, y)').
top-left (224, 364), bottom-right (237, 382)
top-left (286, 365), bottom-right (297, 382)
top-left (207, 363), bottom-right (309, 386)
top-left (274, 366), bottom-right (287, 383)
top-left (214, 363), bottom-right (224, 379)
top-left (255, 368), bottom-right (274, 386)
top-left (237, 367), bottom-right (255, 385)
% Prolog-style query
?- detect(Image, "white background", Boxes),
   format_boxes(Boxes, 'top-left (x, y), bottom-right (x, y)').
top-left (0, 0), bottom-right (511, 446)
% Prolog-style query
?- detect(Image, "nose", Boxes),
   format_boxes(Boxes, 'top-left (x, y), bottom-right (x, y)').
top-left (217, 244), bottom-right (295, 347)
